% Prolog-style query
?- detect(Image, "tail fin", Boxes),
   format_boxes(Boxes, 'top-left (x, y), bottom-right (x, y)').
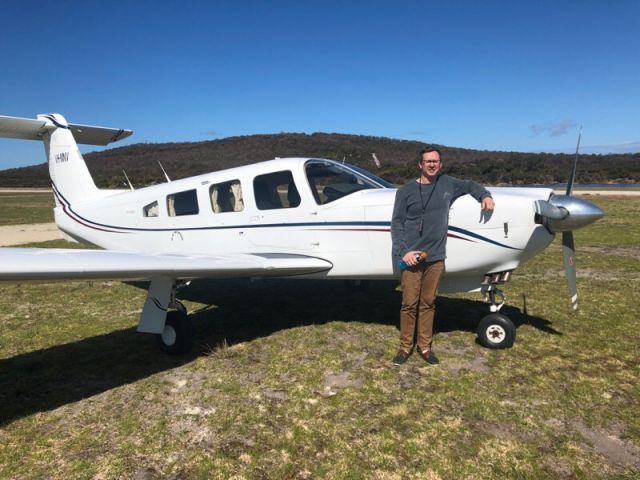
top-left (0, 113), bottom-right (132, 203)
top-left (41, 113), bottom-right (100, 203)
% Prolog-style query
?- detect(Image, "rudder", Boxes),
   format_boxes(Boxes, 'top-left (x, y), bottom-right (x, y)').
top-left (40, 113), bottom-right (100, 203)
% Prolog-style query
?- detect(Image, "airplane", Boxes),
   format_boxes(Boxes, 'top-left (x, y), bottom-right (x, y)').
top-left (0, 113), bottom-right (604, 354)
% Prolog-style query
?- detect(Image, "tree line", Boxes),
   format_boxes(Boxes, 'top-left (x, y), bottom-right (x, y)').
top-left (1, 132), bottom-right (638, 188)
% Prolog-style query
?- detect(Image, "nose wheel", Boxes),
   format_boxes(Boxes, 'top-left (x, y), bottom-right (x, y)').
top-left (477, 313), bottom-right (516, 349)
top-left (477, 284), bottom-right (516, 349)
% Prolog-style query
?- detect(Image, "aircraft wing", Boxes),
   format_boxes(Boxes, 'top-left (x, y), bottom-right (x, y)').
top-left (0, 248), bottom-right (332, 281)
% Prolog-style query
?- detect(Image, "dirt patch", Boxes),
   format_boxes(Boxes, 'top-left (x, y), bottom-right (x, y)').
top-left (437, 345), bottom-right (490, 376)
top-left (581, 245), bottom-right (640, 258)
top-left (572, 190), bottom-right (640, 197)
top-left (0, 188), bottom-right (52, 193)
top-left (571, 420), bottom-right (640, 469)
top-left (519, 269), bottom-right (640, 281)
top-left (468, 419), bottom-right (538, 443)
top-left (263, 388), bottom-right (289, 401)
top-left (0, 222), bottom-right (62, 246)
top-left (320, 369), bottom-right (364, 397)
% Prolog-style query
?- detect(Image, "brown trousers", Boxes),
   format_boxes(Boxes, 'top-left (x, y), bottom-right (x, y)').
top-left (399, 260), bottom-right (445, 354)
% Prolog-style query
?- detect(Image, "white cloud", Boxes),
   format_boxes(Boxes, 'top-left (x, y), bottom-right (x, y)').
top-left (530, 119), bottom-right (577, 137)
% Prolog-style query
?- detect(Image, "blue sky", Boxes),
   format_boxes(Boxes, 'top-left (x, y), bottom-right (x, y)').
top-left (1, 0), bottom-right (639, 170)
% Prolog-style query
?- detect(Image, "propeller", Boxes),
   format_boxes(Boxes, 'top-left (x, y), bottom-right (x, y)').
top-left (566, 129), bottom-right (581, 196)
top-left (534, 129), bottom-right (603, 311)
top-left (562, 231), bottom-right (578, 310)
top-left (562, 129), bottom-right (580, 309)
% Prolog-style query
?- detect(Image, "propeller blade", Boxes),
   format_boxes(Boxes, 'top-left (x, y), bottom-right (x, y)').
top-left (566, 129), bottom-right (582, 196)
top-left (534, 199), bottom-right (567, 220)
top-left (562, 231), bottom-right (578, 310)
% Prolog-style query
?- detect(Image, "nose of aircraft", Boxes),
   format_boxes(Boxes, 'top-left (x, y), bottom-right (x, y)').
top-left (545, 195), bottom-right (605, 232)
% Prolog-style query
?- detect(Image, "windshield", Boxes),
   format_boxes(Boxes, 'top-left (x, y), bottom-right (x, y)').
top-left (343, 163), bottom-right (395, 188)
top-left (305, 159), bottom-right (389, 205)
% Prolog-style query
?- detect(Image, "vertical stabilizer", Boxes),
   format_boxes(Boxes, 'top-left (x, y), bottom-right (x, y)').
top-left (39, 113), bottom-right (100, 203)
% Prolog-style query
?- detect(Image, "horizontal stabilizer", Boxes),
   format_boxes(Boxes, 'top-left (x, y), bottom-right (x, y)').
top-left (0, 248), bottom-right (332, 281)
top-left (0, 114), bottom-right (132, 145)
top-left (66, 122), bottom-right (132, 145)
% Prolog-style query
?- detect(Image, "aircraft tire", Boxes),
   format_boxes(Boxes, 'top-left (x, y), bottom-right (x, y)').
top-left (156, 310), bottom-right (195, 354)
top-left (477, 313), bottom-right (516, 349)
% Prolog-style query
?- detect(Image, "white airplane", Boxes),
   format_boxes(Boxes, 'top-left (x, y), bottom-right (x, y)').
top-left (0, 113), bottom-right (604, 353)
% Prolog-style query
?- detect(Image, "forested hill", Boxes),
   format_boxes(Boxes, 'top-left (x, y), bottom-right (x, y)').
top-left (0, 132), bottom-right (638, 188)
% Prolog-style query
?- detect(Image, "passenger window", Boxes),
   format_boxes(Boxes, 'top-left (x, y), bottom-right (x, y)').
top-left (210, 180), bottom-right (244, 213)
top-left (167, 189), bottom-right (199, 216)
top-left (253, 171), bottom-right (300, 210)
top-left (143, 201), bottom-right (159, 217)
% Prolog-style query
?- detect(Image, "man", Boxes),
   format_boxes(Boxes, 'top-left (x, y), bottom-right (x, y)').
top-left (390, 146), bottom-right (495, 365)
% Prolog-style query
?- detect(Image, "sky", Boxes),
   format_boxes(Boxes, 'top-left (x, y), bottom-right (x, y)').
top-left (1, 0), bottom-right (639, 170)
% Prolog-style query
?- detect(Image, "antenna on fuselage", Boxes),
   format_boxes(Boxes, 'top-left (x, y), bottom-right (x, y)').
top-left (122, 170), bottom-right (134, 191)
top-left (158, 161), bottom-right (171, 182)
top-left (371, 153), bottom-right (381, 169)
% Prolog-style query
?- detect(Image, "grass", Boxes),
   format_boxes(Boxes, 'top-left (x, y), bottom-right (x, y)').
top-left (0, 192), bottom-right (54, 226)
top-left (0, 195), bottom-right (639, 479)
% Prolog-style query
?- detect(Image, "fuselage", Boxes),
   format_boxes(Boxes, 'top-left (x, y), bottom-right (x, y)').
top-left (53, 157), bottom-right (556, 292)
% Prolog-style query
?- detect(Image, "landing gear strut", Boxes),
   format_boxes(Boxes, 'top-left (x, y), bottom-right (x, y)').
top-left (477, 276), bottom-right (516, 349)
top-left (138, 277), bottom-right (195, 354)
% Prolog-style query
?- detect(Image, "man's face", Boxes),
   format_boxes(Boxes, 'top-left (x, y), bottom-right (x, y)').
top-left (420, 151), bottom-right (442, 178)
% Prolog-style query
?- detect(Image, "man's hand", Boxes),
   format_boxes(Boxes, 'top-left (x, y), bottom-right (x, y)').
top-left (402, 251), bottom-right (423, 267)
top-left (481, 196), bottom-right (495, 211)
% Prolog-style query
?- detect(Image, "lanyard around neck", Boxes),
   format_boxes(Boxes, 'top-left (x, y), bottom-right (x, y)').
top-left (418, 175), bottom-right (438, 214)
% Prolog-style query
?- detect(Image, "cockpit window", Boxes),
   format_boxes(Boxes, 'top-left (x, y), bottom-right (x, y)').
top-left (344, 163), bottom-right (395, 188)
top-left (305, 160), bottom-right (384, 205)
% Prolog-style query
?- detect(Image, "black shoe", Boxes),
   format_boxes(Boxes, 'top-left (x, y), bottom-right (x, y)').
top-left (419, 350), bottom-right (439, 365)
top-left (392, 349), bottom-right (410, 365)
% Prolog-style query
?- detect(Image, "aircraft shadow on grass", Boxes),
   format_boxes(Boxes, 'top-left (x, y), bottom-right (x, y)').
top-left (0, 278), bottom-right (559, 426)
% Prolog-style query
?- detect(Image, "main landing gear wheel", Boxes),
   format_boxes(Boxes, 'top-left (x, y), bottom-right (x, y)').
top-left (477, 313), bottom-right (516, 349)
top-left (156, 309), bottom-right (195, 354)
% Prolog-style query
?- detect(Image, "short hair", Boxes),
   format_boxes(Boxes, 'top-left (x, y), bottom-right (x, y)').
top-left (419, 146), bottom-right (442, 161)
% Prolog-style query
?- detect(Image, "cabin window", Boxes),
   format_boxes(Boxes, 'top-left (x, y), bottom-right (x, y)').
top-left (167, 189), bottom-right (199, 216)
top-left (142, 201), bottom-right (159, 217)
top-left (210, 180), bottom-right (244, 213)
top-left (253, 171), bottom-right (300, 210)
top-left (305, 160), bottom-right (379, 205)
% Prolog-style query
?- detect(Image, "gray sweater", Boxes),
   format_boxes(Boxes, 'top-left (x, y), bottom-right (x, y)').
top-left (391, 175), bottom-right (491, 262)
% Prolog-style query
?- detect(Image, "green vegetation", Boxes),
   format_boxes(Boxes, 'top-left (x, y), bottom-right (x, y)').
top-left (1, 133), bottom-right (638, 188)
top-left (0, 197), bottom-right (638, 479)
top-left (0, 191), bottom-right (54, 225)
